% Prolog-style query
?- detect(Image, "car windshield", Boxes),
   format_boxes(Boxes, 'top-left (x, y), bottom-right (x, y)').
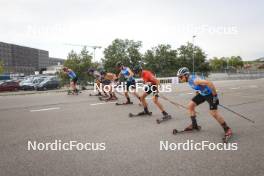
top-left (40, 79), bottom-right (49, 84)
top-left (35, 78), bottom-right (45, 83)
top-left (22, 78), bottom-right (33, 83)
top-left (33, 79), bottom-right (40, 83)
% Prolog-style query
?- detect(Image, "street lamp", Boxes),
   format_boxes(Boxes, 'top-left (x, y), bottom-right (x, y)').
top-left (192, 35), bottom-right (196, 74)
top-left (65, 43), bottom-right (102, 60)
top-left (91, 46), bottom-right (102, 61)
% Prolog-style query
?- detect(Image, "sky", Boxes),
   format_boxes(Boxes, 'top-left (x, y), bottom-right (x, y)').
top-left (0, 0), bottom-right (263, 61)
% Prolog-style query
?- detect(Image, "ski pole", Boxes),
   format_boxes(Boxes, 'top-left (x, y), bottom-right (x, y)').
top-left (219, 104), bottom-right (255, 123)
top-left (159, 95), bottom-right (199, 114)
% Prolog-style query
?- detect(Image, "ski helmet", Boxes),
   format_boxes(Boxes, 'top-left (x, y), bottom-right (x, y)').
top-left (133, 65), bottom-right (143, 74)
top-left (116, 61), bottom-right (123, 68)
top-left (177, 67), bottom-right (190, 77)
top-left (87, 68), bottom-right (95, 74)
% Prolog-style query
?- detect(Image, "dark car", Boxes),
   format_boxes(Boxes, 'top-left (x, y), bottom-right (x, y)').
top-left (0, 81), bottom-right (20, 92)
top-left (36, 77), bottom-right (60, 91)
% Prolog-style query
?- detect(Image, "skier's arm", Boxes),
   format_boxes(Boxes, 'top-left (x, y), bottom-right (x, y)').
top-left (112, 73), bottom-right (117, 81)
top-left (127, 68), bottom-right (134, 78)
top-left (194, 79), bottom-right (217, 95)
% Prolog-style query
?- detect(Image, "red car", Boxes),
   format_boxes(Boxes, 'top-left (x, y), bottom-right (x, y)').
top-left (0, 81), bottom-right (20, 92)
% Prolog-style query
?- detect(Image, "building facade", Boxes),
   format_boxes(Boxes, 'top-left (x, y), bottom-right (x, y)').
top-left (38, 50), bottom-right (49, 70)
top-left (0, 42), bottom-right (13, 73)
top-left (0, 42), bottom-right (62, 75)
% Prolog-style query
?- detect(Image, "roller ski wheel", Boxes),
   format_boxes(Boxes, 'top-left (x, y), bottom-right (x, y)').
top-left (68, 89), bottom-right (80, 95)
top-left (156, 115), bottom-right (172, 124)
top-left (105, 97), bottom-right (118, 102)
top-left (116, 102), bottom-right (133, 106)
top-left (67, 90), bottom-right (76, 95)
top-left (98, 96), bottom-right (108, 101)
top-left (222, 128), bottom-right (232, 143)
top-left (129, 111), bottom-right (152, 118)
top-left (67, 90), bottom-right (72, 95)
top-left (89, 93), bottom-right (101, 96)
top-left (172, 126), bottom-right (201, 135)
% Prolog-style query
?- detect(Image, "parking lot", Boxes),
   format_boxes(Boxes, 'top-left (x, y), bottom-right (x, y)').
top-left (0, 78), bottom-right (264, 176)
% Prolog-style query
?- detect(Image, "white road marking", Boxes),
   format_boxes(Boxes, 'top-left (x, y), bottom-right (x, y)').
top-left (90, 102), bottom-right (117, 106)
top-left (249, 85), bottom-right (258, 88)
top-left (90, 97), bottom-right (152, 106)
top-left (187, 92), bottom-right (193, 95)
top-left (230, 87), bottom-right (240, 90)
top-left (30, 107), bottom-right (60, 112)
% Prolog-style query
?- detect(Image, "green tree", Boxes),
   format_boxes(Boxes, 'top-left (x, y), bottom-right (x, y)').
top-left (103, 39), bottom-right (142, 73)
top-left (209, 57), bottom-right (228, 71)
top-left (0, 60), bottom-right (4, 74)
top-left (177, 42), bottom-right (210, 75)
top-left (143, 44), bottom-right (178, 76)
top-left (209, 56), bottom-right (243, 71)
top-left (228, 56), bottom-right (244, 69)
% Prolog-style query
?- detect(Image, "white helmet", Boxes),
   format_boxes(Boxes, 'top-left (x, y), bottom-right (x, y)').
top-left (177, 67), bottom-right (190, 77)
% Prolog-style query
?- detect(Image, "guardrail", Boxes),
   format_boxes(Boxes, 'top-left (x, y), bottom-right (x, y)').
top-left (135, 77), bottom-right (179, 85)
top-left (208, 71), bottom-right (264, 81)
top-left (135, 71), bottom-right (264, 84)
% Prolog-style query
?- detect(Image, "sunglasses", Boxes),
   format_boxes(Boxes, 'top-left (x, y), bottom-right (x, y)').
top-left (179, 75), bottom-right (184, 79)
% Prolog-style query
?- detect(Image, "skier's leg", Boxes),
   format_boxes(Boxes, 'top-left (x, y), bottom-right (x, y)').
top-left (185, 94), bottom-right (205, 130)
top-left (140, 92), bottom-right (150, 113)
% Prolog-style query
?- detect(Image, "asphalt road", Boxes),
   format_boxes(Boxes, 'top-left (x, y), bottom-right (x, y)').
top-left (0, 79), bottom-right (264, 176)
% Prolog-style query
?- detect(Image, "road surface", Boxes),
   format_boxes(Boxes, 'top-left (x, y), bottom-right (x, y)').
top-left (0, 79), bottom-right (263, 176)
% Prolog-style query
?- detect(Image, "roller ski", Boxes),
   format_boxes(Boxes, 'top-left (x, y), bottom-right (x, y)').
top-left (89, 93), bottom-right (102, 96)
top-left (67, 89), bottom-right (80, 95)
top-left (222, 128), bottom-right (232, 143)
top-left (98, 96), bottom-right (109, 101)
top-left (156, 113), bottom-right (172, 124)
top-left (129, 111), bottom-right (152, 117)
top-left (116, 101), bottom-right (133, 106)
top-left (172, 125), bottom-right (201, 135)
top-left (99, 96), bottom-right (117, 102)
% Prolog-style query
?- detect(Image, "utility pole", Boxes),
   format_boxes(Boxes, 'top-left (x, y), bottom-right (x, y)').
top-left (192, 35), bottom-right (196, 74)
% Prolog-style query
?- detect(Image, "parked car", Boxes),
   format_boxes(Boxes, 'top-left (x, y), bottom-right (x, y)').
top-left (36, 77), bottom-right (60, 91)
top-left (0, 80), bottom-right (20, 92)
top-left (19, 76), bottom-right (47, 90)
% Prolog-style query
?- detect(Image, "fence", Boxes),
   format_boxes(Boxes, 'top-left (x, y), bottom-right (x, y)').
top-left (208, 71), bottom-right (264, 81)
top-left (135, 71), bottom-right (264, 85)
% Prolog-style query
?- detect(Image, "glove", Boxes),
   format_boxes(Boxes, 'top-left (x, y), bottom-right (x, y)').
top-left (212, 94), bottom-right (219, 105)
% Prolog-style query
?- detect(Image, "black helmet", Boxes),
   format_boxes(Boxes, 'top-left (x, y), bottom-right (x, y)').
top-left (116, 61), bottom-right (123, 68)
top-left (100, 70), bottom-right (106, 75)
top-left (133, 65), bottom-right (142, 74)
top-left (87, 68), bottom-right (95, 74)
top-left (177, 67), bottom-right (190, 77)
top-left (62, 67), bottom-right (68, 71)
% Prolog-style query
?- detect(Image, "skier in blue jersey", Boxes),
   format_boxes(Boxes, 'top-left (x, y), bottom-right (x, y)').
top-left (63, 67), bottom-right (78, 94)
top-left (116, 61), bottom-right (141, 105)
top-left (176, 67), bottom-right (232, 139)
